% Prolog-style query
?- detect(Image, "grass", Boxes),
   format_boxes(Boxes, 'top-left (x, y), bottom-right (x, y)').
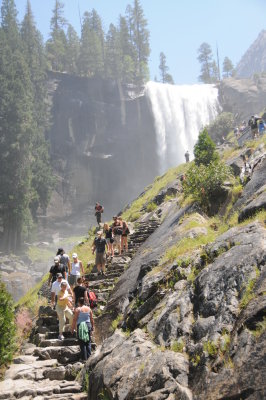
top-left (27, 246), bottom-right (54, 263)
top-left (16, 273), bottom-right (49, 315)
top-left (250, 317), bottom-right (266, 338)
top-left (71, 229), bottom-right (96, 273)
top-left (110, 313), bottom-right (123, 331)
top-left (171, 340), bottom-right (184, 353)
top-left (122, 163), bottom-right (188, 222)
top-left (146, 201), bottom-right (158, 212)
top-left (203, 340), bottom-right (219, 357)
top-left (240, 266), bottom-right (260, 309)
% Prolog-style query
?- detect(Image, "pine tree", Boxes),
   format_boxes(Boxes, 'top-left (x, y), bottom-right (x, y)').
top-left (21, 0), bottom-right (55, 218)
top-left (159, 52), bottom-right (174, 84)
top-left (127, 0), bottom-right (150, 84)
top-left (65, 24), bottom-right (80, 74)
top-left (105, 23), bottom-right (122, 79)
top-left (223, 56), bottom-right (235, 78)
top-left (118, 15), bottom-right (135, 82)
top-left (0, 1), bottom-right (35, 251)
top-left (46, 0), bottom-right (67, 71)
top-left (78, 10), bottom-right (104, 77)
top-left (197, 42), bottom-right (214, 83)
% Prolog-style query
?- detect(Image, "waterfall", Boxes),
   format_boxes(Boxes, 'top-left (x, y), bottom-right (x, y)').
top-left (145, 81), bottom-right (220, 173)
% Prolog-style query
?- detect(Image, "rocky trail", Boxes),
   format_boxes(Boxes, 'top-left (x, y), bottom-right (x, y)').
top-left (0, 219), bottom-right (161, 400)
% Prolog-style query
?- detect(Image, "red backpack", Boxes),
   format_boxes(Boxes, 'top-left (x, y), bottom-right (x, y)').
top-left (88, 290), bottom-right (98, 308)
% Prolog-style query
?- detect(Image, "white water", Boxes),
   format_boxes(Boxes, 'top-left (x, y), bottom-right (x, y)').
top-left (145, 81), bottom-right (220, 173)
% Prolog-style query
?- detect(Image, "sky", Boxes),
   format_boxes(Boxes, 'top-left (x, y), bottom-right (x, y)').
top-left (6, 0), bottom-right (266, 84)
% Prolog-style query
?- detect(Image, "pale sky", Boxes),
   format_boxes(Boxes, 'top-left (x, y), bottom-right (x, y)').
top-left (5, 0), bottom-right (266, 84)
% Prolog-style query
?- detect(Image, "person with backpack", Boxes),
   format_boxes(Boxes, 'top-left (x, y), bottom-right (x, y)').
top-left (112, 216), bottom-right (122, 255)
top-left (103, 222), bottom-right (114, 258)
top-left (92, 230), bottom-right (108, 276)
top-left (119, 217), bottom-right (129, 254)
top-left (57, 248), bottom-right (71, 280)
top-left (83, 280), bottom-right (98, 309)
top-left (73, 277), bottom-right (89, 307)
top-left (48, 256), bottom-right (66, 286)
top-left (71, 297), bottom-right (94, 361)
top-left (95, 202), bottom-right (104, 226)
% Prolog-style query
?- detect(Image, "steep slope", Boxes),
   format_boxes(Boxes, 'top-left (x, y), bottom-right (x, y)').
top-left (84, 137), bottom-right (266, 399)
top-left (236, 30), bottom-right (266, 78)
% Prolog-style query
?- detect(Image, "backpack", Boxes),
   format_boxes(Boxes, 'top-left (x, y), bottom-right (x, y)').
top-left (88, 290), bottom-right (98, 308)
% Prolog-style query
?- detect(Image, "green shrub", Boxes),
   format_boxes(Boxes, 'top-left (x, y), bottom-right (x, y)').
top-left (171, 340), bottom-right (184, 353)
top-left (207, 112), bottom-right (234, 142)
top-left (194, 128), bottom-right (218, 166)
top-left (0, 279), bottom-right (16, 372)
top-left (183, 159), bottom-right (232, 212)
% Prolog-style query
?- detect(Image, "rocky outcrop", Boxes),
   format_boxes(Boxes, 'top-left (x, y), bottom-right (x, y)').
top-left (236, 30), bottom-right (266, 78)
top-left (82, 146), bottom-right (266, 399)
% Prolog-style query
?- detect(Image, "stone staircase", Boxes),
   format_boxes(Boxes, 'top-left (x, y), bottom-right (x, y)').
top-left (0, 218), bottom-right (161, 399)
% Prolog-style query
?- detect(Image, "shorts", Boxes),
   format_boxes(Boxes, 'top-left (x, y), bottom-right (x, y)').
top-left (106, 238), bottom-right (111, 244)
top-left (95, 252), bottom-right (106, 265)
top-left (69, 274), bottom-right (79, 286)
top-left (114, 235), bottom-right (121, 245)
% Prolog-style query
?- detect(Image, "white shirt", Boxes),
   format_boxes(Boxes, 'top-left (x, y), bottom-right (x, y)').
top-left (71, 261), bottom-right (81, 276)
top-left (51, 279), bottom-right (70, 295)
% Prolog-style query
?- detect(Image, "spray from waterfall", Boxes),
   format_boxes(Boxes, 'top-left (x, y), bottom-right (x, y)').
top-left (145, 81), bottom-right (220, 173)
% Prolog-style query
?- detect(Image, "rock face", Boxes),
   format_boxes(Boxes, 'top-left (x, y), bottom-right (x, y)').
top-left (220, 75), bottom-right (266, 121)
top-left (82, 143), bottom-right (266, 399)
top-left (46, 72), bottom-right (158, 219)
top-left (236, 30), bottom-right (266, 78)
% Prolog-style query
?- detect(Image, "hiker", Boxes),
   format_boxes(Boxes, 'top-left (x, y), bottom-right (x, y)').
top-left (103, 222), bottom-right (114, 257)
top-left (258, 119), bottom-right (265, 134)
top-left (248, 116), bottom-right (258, 138)
top-left (56, 281), bottom-right (74, 341)
top-left (120, 217), bottom-right (129, 254)
top-left (69, 253), bottom-right (84, 287)
top-left (92, 230), bottom-right (108, 275)
top-left (51, 273), bottom-right (73, 308)
top-left (184, 151), bottom-right (190, 163)
top-left (48, 256), bottom-right (66, 286)
top-left (71, 297), bottom-right (94, 361)
top-left (57, 248), bottom-right (71, 280)
top-left (95, 202), bottom-right (104, 226)
top-left (73, 277), bottom-right (89, 307)
top-left (112, 216), bottom-right (122, 255)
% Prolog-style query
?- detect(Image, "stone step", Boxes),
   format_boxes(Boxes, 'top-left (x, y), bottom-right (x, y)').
top-left (37, 316), bottom-right (58, 327)
top-left (45, 331), bottom-right (74, 340)
top-left (37, 393), bottom-right (87, 400)
top-left (39, 338), bottom-right (79, 348)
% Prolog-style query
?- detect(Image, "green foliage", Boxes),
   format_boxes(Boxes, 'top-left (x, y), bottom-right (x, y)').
top-left (183, 160), bottom-right (232, 212)
top-left (146, 201), bottom-right (157, 212)
top-left (197, 42), bottom-right (219, 83)
top-left (159, 51), bottom-right (174, 84)
top-left (240, 267), bottom-right (260, 309)
top-left (194, 128), bottom-right (218, 166)
top-left (207, 112), bottom-right (234, 142)
top-left (16, 273), bottom-right (49, 315)
top-left (0, 278), bottom-right (16, 370)
top-left (171, 340), bottom-right (184, 353)
top-left (223, 56), bottom-right (235, 78)
top-left (110, 314), bottom-right (123, 331)
top-left (250, 317), bottom-right (266, 338)
top-left (203, 340), bottom-right (219, 357)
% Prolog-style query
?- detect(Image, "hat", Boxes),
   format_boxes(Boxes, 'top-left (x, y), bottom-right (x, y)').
top-left (56, 273), bottom-right (63, 278)
top-left (72, 253), bottom-right (78, 258)
top-left (54, 256), bottom-right (60, 263)
top-left (97, 230), bottom-right (103, 235)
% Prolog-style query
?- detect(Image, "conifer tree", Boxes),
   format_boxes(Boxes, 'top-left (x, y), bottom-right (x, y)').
top-left (223, 56), bottom-right (235, 78)
top-left (21, 0), bottom-right (55, 218)
top-left (46, 0), bottom-right (67, 71)
top-left (118, 15), bottom-right (135, 82)
top-left (159, 52), bottom-right (174, 84)
top-left (194, 128), bottom-right (218, 166)
top-left (0, 0), bottom-right (35, 251)
top-left (127, 0), bottom-right (150, 84)
top-left (78, 10), bottom-right (104, 77)
top-left (197, 42), bottom-right (214, 83)
top-left (105, 23), bottom-right (122, 79)
top-left (65, 24), bottom-right (80, 74)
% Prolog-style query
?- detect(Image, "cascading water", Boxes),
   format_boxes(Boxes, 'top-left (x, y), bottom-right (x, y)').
top-left (145, 81), bottom-right (220, 173)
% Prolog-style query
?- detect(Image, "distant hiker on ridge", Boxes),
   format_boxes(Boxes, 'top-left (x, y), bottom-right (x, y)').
top-left (95, 202), bottom-right (104, 226)
top-left (185, 151), bottom-right (190, 163)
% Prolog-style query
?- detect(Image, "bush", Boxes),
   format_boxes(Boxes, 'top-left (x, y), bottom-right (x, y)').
top-left (183, 160), bottom-right (232, 212)
top-left (0, 279), bottom-right (16, 370)
top-left (194, 128), bottom-right (218, 166)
